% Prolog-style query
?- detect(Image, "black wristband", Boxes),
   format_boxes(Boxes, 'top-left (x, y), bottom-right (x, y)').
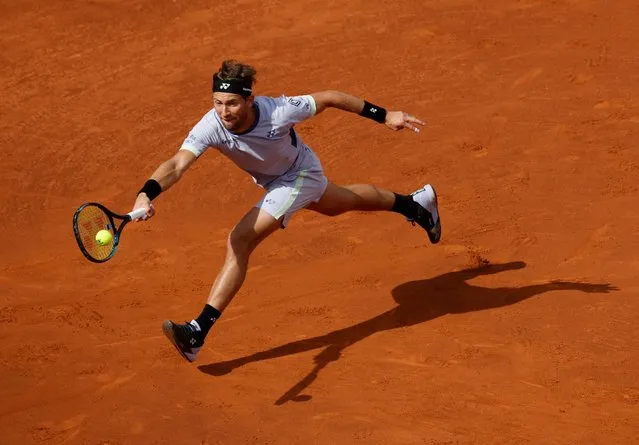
top-left (360, 100), bottom-right (387, 124)
top-left (138, 179), bottom-right (162, 201)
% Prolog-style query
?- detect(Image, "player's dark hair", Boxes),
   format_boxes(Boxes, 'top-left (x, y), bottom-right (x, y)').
top-left (216, 60), bottom-right (257, 87)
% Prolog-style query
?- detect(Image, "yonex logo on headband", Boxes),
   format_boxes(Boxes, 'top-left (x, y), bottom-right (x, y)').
top-left (212, 75), bottom-right (253, 98)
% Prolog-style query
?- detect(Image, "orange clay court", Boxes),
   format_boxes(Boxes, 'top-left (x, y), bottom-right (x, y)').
top-left (1, 0), bottom-right (638, 444)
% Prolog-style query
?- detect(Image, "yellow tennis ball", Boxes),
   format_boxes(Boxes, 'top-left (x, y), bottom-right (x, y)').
top-left (95, 229), bottom-right (113, 246)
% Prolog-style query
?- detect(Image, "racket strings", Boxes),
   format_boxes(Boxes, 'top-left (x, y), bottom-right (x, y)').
top-left (75, 205), bottom-right (115, 261)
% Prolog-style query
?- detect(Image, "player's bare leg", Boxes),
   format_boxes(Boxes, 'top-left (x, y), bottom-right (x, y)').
top-left (307, 181), bottom-right (441, 243)
top-left (162, 207), bottom-right (282, 362)
top-left (207, 208), bottom-right (282, 311)
top-left (307, 183), bottom-right (396, 215)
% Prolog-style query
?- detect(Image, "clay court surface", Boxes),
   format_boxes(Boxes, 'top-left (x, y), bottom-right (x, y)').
top-left (2, 0), bottom-right (639, 443)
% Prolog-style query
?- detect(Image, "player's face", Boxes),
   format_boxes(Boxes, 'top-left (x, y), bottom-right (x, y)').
top-left (213, 93), bottom-right (254, 132)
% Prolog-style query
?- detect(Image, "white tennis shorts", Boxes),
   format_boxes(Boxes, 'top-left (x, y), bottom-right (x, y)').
top-left (256, 147), bottom-right (328, 227)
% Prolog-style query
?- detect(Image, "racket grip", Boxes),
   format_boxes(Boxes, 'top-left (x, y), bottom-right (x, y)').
top-left (128, 208), bottom-right (148, 220)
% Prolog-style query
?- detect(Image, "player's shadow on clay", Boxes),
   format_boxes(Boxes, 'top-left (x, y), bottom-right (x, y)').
top-left (197, 261), bottom-right (617, 405)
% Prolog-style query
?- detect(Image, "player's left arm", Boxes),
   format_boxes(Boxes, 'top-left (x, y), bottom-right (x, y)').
top-left (310, 90), bottom-right (425, 133)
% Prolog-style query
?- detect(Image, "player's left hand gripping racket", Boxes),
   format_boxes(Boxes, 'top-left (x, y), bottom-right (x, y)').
top-left (72, 203), bottom-right (147, 263)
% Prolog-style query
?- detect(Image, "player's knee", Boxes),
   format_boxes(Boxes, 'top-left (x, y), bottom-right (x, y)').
top-left (227, 227), bottom-right (254, 256)
top-left (327, 195), bottom-right (358, 216)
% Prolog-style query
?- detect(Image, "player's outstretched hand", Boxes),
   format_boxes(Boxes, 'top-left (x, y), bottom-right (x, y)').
top-left (385, 111), bottom-right (425, 133)
top-left (131, 194), bottom-right (155, 221)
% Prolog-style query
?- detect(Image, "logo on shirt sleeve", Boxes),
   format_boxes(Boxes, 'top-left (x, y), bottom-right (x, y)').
top-left (287, 98), bottom-right (301, 107)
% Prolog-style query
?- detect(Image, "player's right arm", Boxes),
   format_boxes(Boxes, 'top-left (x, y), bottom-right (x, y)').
top-left (133, 150), bottom-right (197, 219)
top-left (132, 112), bottom-right (217, 220)
top-left (132, 149), bottom-right (198, 220)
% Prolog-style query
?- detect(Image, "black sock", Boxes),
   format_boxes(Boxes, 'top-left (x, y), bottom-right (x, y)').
top-left (391, 193), bottom-right (418, 219)
top-left (192, 304), bottom-right (221, 339)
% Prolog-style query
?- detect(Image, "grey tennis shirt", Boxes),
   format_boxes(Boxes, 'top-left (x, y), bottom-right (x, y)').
top-left (180, 94), bottom-right (318, 187)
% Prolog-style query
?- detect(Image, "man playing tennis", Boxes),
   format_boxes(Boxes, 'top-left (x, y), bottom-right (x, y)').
top-left (132, 60), bottom-right (441, 362)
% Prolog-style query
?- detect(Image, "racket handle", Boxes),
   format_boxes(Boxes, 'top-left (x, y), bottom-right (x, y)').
top-left (128, 208), bottom-right (148, 220)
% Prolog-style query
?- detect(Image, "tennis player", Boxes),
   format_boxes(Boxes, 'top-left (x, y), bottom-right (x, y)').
top-left (131, 60), bottom-right (441, 362)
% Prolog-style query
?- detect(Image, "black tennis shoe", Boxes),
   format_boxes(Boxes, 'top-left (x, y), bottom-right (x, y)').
top-left (162, 320), bottom-right (203, 362)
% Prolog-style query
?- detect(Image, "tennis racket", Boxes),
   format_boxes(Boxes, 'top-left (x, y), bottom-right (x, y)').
top-left (72, 203), bottom-right (147, 263)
